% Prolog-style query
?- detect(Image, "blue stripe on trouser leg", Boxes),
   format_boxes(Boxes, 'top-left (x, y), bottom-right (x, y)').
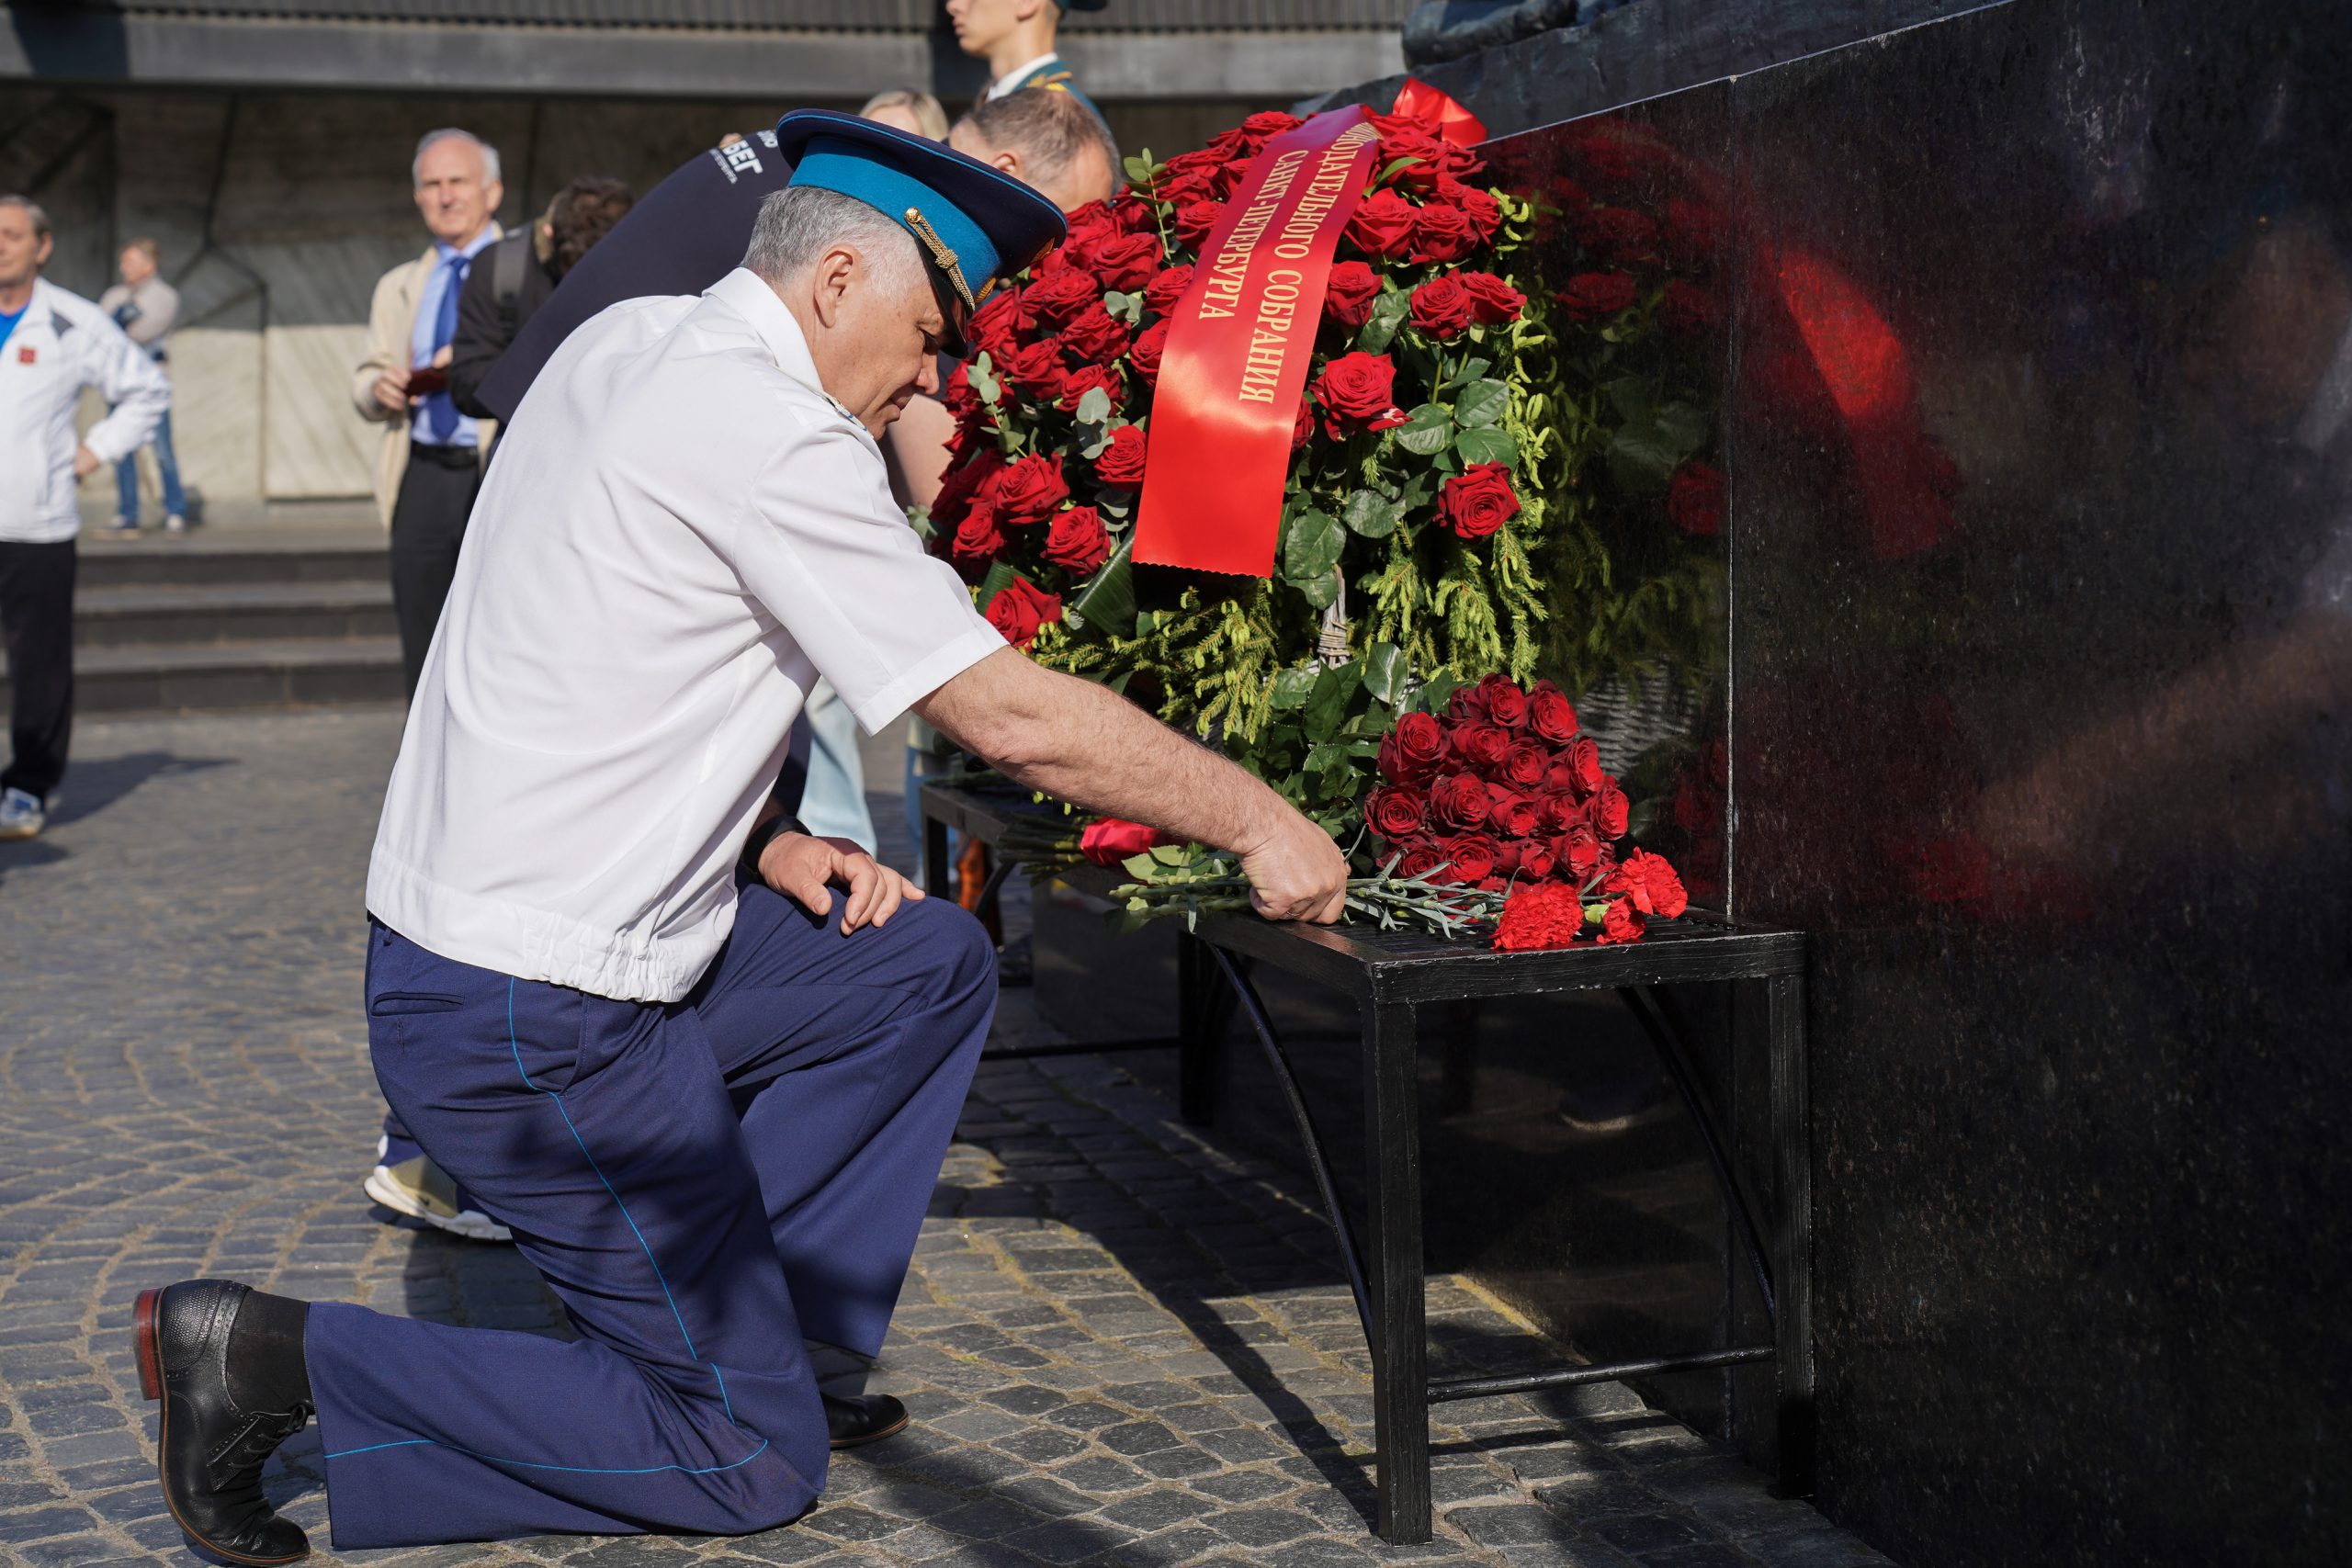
top-left (307, 891), bottom-right (992, 1550)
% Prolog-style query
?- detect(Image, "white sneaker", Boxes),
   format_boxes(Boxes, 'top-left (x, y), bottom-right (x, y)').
top-left (365, 1136), bottom-right (512, 1242)
top-left (0, 787), bottom-right (44, 840)
top-left (164, 513), bottom-right (187, 533)
top-left (100, 515), bottom-right (139, 534)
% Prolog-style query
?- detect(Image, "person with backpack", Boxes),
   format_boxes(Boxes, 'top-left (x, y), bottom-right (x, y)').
top-left (448, 175), bottom-right (635, 434)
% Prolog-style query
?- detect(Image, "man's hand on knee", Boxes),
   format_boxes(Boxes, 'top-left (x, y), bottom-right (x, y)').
top-left (756, 833), bottom-right (926, 934)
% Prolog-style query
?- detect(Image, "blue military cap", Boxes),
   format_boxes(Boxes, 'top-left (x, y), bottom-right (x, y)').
top-left (774, 108), bottom-right (1067, 356)
top-left (1057, 1), bottom-right (1108, 9)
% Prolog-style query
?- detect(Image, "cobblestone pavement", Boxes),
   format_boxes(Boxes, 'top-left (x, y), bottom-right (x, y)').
top-left (0, 709), bottom-right (1893, 1568)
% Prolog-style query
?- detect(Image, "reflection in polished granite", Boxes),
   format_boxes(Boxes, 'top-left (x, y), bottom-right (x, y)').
top-left (1724, 1), bottom-right (2352, 1563)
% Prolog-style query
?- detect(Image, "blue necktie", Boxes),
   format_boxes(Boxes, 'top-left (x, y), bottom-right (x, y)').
top-left (424, 252), bottom-right (469, 442)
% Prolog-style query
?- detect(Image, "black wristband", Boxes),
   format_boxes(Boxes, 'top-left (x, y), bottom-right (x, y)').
top-left (740, 813), bottom-right (808, 878)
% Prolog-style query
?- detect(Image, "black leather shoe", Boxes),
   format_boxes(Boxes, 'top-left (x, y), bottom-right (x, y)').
top-left (135, 1281), bottom-right (311, 1566)
top-left (824, 1392), bottom-right (909, 1450)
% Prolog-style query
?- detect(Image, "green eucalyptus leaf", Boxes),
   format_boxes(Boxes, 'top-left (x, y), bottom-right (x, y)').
top-left (1073, 385), bottom-right (1114, 426)
top-left (1454, 426), bottom-right (1519, 467)
top-left (1453, 378), bottom-right (1512, 429)
top-left (1342, 489), bottom-right (1396, 538)
top-left (1123, 153), bottom-right (1158, 185)
top-left (968, 353), bottom-right (1001, 405)
top-left (1363, 641), bottom-right (1409, 707)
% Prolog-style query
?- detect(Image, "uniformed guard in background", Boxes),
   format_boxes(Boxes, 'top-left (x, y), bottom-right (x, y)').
top-left (130, 110), bottom-right (1346, 1562)
top-left (949, 0), bottom-right (1108, 122)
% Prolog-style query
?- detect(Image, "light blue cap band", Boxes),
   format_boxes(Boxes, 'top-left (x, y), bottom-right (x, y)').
top-left (791, 136), bottom-right (1000, 308)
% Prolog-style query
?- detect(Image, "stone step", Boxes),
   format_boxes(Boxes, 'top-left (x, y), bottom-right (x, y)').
top-left (1, 637), bottom-right (404, 714)
top-left (76, 528), bottom-right (388, 590)
top-left (74, 580), bottom-right (396, 648)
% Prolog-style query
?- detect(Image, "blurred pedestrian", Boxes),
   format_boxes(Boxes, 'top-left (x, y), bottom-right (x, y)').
top-left (351, 128), bottom-right (503, 698)
top-left (859, 88), bottom-right (950, 141)
top-left (0, 197), bottom-right (168, 841)
top-left (449, 175), bottom-right (635, 424)
top-left (96, 237), bottom-right (187, 534)
top-left (948, 0), bottom-right (1108, 119)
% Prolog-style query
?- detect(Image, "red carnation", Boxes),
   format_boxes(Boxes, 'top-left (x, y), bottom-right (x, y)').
top-left (1436, 463), bottom-right (1521, 541)
top-left (1379, 711), bottom-right (1447, 784)
top-left (1058, 302), bottom-right (1130, 365)
top-left (1090, 232), bottom-right (1163, 293)
top-left (1668, 460), bottom-right (1725, 538)
top-left (1056, 362), bottom-right (1124, 414)
top-left (1023, 267), bottom-right (1101, 326)
top-left (1596, 897), bottom-right (1645, 945)
top-left (1408, 274), bottom-right (1477, 340)
top-left (1434, 831), bottom-right (1499, 886)
top-left (1092, 423), bottom-right (1148, 489)
top-left (1324, 260), bottom-right (1382, 329)
top-left (1491, 882), bottom-right (1588, 951)
top-left (1526, 681), bottom-right (1578, 744)
top-left (1312, 351), bottom-right (1405, 438)
top-left (1459, 271), bottom-right (1526, 326)
top-left (1173, 199), bottom-right (1226, 246)
top-left (1042, 505), bottom-right (1112, 573)
top-left (985, 576), bottom-right (1062, 650)
top-left (1144, 265), bottom-right (1194, 316)
top-left (1555, 272), bottom-right (1638, 319)
top-left (1473, 673), bottom-right (1527, 728)
top-left (1128, 318), bottom-right (1171, 387)
top-left (1429, 772), bottom-right (1492, 830)
top-left (993, 455), bottom-right (1069, 529)
top-left (1345, 188), bottom-right (1419, 260)
top-left (1603, 848), bottom-right (1689, 919)
top-left (1410, 201), bottom-right (1479, 265)
top-left (1364, 784), bottom-right (1428, 841)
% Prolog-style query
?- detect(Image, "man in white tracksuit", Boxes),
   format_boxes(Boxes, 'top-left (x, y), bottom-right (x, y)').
top-left (0, 195), bottom-right (170, 840)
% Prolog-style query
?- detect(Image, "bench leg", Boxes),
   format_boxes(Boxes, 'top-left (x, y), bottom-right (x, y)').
top-left (1363, 998), bottom-right (1430, 1543)
top-left (1769, 971), bottom-right (1816, 1497)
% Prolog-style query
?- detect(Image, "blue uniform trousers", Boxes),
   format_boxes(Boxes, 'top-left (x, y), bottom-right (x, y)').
top-left (309, 878), bottom-right (995, 1548)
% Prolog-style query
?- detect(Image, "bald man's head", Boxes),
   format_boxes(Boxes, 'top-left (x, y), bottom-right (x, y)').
top-left (949, 89), bottom-right (1119, 215)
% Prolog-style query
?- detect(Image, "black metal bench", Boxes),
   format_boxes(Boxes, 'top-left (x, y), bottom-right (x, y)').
top-left (922, 782), bottom-right (1812, 1544)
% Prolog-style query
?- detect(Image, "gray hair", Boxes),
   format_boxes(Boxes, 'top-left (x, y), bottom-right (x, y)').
top-left (0, 194), bottom-right (51, 243)
top-left (960, 87), bottom-right (1123, 197)
top-left (413, 129), bottom-right (501, 188)
top-left (742, 186), bottom-right (923, 294)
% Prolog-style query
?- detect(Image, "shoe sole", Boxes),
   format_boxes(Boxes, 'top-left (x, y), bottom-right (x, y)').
top-left (0, 823), bottom-right (40, 840)
top-left (362, 1170), bottom-right (513, 1242)
top-left (830, 1408), bottom-right (910, 1450)
top-left (135, 1288), bottom-right (310, 1566)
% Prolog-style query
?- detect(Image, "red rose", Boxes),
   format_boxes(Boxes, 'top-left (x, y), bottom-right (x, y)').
top-left (1487, 789), bottom-right (1542, 840)
top-left (1058, 302), bottom-right (1130, 365)
top-left (1589, 777), bottom-right (1630, 839)
top-left (1173, 198), bottom-right (1225, 246)
top-left (1438, 176), bottom-right (1503, 242)
top-left (1436, 463), bottom-right (1521, 541)
top-left (930, 449), bottom-right (1002, 528)
top-left (1144, 265), bottom-right (1194, 316)
top-left (1042, 504), bottom-right (1112, 573)
top-left (1660, 280), bottom-right (1721, 338)
top-left (1660, 197), bottom-right (1724, 269)
top-left (1057, 362), bottom-right (1124, 413)
top-left (993, 455), bottom-right (1069, 529)
top-left (1240, 109), bottom-right (1303, 142)
top-left (1597, 897), bottom-right (1645, 945)
top-left (1429, 772), bottom-right (1492, 830)
top-left (948, 500), bottom-right (1004, 573)
top-left (1444, 682), bottom-right (1487, 724)
top-left (1668, 460), bottom-right (1725, 537)
top-left (1536, 790), bottom-right (1581, 832)
top-left (1526, 681), bottom-right (1578, 744)
top-left (1604, 848), bottom-right (1689, 919)
top-left (1151, 164), bottom-right (1218, 208)
top-left (970, 290), bottom-right (1029, 363)
top-left (1129, 318), bottom-right (1171, 387)
top-left (985, 576), bottom-right (1062, 650)
top-left (1499, 743), bottom-right (1550, 790)
top-left (1434, 831), bottom-right (1500, 886)
top-left (1375, 127), bottom-right (1453, 190)
top-left (1324, 260), bottom-right (1382, 328)
top-left (1518, 840), bottom-right (1558, 882)
top-left (1364, 784), bottom-right (1428, 841)
top-left (1450, 722), bottom-right (1511, 775)
top-left (1312, 351), bottom-right (1404, 436)
top-left (1005, 340), bottom-right (1069, 400)
top-left (1395, 839), bottom-right (1447, 880)
top-left (1023, 267), bottom-right (1101, 326)
top-left (1576, 205), bottom-right (1660, 266)
top-left (1379, 711), bottom-right (1447, 784)
top-left (1555, 272), bottom-right (1638, 319)
top-left (1292, 397), bottom-right (1313, 450)
top-left (1090, 232), bottom-right (1163, 293)
top-left (1564, 735), bottom-right (1604, 797)
top-left (1408, 274), bottom-right (1477, 340)
top-left (1458, 271), bottom-right (1526, 325)
top-left (1555, 823), bottom-right (1603, 879)
top-left (1345, 188), bottom-right (1419, 260)
top-left (1473, 673), bottom-right (1527, 728)
top-left (1092, 423), bottom-right (1148, 489)
top-left (1492, 882), bottom-right (1587, 951)
top-left (1410, 201), bottom-right (1479, 265)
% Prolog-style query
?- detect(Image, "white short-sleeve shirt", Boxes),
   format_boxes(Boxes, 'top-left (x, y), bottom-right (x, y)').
top-left (367, 268), bottom-right (1004, 1002)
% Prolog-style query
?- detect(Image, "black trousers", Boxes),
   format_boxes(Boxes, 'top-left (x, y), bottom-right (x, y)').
top-left (0, 538), bottom-right (76, 802)
top-left (389, 441), bottom-right (484, 695)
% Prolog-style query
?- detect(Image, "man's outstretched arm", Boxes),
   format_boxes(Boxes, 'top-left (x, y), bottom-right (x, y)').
top-left (914, 649), bottom-right (1350, 924)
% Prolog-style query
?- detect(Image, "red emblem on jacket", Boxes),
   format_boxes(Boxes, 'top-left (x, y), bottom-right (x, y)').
top-left (15, 346), bottom-right (32, 364)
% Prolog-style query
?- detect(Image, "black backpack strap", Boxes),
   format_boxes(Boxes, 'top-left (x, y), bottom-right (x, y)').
top-left (492, 232), bottom-right (529, 341)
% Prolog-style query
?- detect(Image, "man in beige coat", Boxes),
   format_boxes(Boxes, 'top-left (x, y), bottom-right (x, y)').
top-left (350, 128), bottom-right (502, 698)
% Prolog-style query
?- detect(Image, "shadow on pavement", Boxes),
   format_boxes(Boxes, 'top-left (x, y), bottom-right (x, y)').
top-left (48, 750), bottom-right (232, 828)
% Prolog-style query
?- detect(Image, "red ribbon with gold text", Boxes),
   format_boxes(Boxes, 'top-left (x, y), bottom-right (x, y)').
top-left (1132, 85), bottom-right (1485, 575)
